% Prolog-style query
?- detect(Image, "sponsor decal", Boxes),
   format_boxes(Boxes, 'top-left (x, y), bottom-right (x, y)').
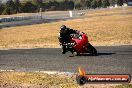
top-left (76, 66), bottom-right (131, 85)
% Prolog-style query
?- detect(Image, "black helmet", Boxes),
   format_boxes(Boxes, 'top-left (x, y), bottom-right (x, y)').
top-left (60, 25), bottom-right (66, 30)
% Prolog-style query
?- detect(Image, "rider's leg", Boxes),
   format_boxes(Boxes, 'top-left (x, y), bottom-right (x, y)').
top-left (62, 45), bottom-right (67, 54)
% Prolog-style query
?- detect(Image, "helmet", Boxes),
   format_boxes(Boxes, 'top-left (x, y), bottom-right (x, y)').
top-left (60, 25), bottom-right (66, 30)
top-left (60, 25), bottom-right (67, 33)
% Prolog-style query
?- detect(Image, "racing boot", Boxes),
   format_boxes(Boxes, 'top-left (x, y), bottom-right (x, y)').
top-left (62, 45), bottom-right (67, 54)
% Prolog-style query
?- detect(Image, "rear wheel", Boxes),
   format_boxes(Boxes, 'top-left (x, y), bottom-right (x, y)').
top-left (91, 47), bottom-right (97, 56)
top-left (87, 43), bottom-right (97, 56)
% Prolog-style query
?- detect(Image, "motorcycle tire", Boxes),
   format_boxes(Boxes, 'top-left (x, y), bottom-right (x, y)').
top-left (91, 47), bottom-right (97, 56)
top-left (87, 43), bottom-right (97, 56)
top-left (73, 51), bottom-right (80, 56)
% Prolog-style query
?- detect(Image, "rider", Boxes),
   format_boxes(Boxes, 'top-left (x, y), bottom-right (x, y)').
top-left (59, 25), bottom-right (79, 54)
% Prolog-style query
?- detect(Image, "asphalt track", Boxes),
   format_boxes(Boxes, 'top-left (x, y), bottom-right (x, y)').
top-left (0, 45), bottom-right (132, 75)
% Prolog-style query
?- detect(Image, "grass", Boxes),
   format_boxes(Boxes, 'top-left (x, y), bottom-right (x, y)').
top-left (0, 7), bottom-right (132, 88)
top-left (0, 71), bottom-right (78, 88)
top-left (86, 7), bottom-right (132, 16)
top-left (0, 7), bottom-right (132, 48)
top-left (115, 84), bottom-right (132, 88)
top-left (0, 71), bottom-right (132, 88)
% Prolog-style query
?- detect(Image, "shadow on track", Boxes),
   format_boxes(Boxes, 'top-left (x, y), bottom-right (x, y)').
top-left (75, 52), bottom-right (116, 56)
top-left (97, 53), bottom-right (116, 56)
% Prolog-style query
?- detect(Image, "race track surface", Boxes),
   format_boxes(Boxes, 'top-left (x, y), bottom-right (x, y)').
top-left (0, 45), bottom-right (132, 75)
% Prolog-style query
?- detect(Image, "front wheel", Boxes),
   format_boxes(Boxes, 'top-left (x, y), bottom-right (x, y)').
top-left (72, 51), bottom-right (80, 56)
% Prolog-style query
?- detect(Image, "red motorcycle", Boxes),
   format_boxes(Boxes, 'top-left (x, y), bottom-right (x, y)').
top-left (59, 32), bottom-right (97, 56)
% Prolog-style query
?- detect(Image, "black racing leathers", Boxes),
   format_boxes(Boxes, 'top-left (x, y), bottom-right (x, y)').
top-left (59, 28), bottom-right (77, 54)
top-left (59, 28), bottom-right (77, 44)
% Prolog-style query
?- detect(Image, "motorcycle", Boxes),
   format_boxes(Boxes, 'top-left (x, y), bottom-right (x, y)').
top-left (58, 32), bottom-right (97, 56)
